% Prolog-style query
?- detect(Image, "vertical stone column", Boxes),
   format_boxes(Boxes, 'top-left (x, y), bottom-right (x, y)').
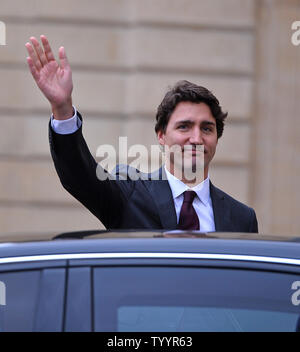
top-left (253, 0), bottom-right (300, 235)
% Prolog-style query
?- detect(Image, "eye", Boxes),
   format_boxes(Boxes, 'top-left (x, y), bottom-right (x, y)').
top-left (177, 124), bottom-right (189, 130)
top-left (202, 126), bottom-right (213, 133)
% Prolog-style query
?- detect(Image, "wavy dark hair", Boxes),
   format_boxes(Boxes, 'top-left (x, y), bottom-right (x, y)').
top-left (155, 80), bottom-right (228, 138)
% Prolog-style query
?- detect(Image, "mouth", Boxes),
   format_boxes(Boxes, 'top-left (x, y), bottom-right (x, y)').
top-left (183, 148), bottom-right (206, 156)
top-left (181, 146), bottom-right (205, 153)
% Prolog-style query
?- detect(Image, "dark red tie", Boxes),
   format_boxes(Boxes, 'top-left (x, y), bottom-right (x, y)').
top-left (178, 191), bottom-right (200, 230)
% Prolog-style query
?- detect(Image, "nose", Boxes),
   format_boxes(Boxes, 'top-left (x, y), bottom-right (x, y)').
top-left (189, 128), bottom-right (203, 145)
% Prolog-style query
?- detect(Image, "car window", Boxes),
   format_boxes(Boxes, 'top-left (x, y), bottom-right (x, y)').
top-left (118, 306), bottom-right (297, 332)
top-left (93, 266), bottom-right (300, 332)
top-left (64, 267), bottom-right (92, 332)
top-left (0, 270), bottom-right (40, 332)
top-left (0, 268), bottom-right (66, 332)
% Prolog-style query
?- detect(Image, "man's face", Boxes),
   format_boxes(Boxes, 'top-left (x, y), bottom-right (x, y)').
top-left (157, 101), bottom-right (218, 181)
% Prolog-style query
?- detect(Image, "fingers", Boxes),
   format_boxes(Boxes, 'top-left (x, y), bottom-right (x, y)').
top-left (40, 35), bottom-right (55, 62)
top-left (25, 40), bottom-right (43, 71)
top-left (25, 35), bottom-right (71, 84)
top-left (26, 56), bottom-right (40, 81)
top-left (25, 35), bottom-right (56, 72)
top-left (31, 36), bottom-right (48, 67)
top-left (58, 46), bottom-right (70, 70)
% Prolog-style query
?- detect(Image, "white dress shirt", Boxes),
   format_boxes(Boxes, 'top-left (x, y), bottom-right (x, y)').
top-left (51, 109), bottom-right (216, 232)
top-left (50, 106), bottom-right (81, 134)
top-left (164, 166), bottom-right (216, 232)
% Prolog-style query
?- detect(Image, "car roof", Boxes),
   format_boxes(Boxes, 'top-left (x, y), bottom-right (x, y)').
top-left (0, 231), bottom-right (300, 263)
top-left (1, 229), bottom-right (300, 242)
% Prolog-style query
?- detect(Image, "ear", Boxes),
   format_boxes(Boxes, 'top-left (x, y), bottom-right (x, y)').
top-left (157, 129), bottom-right (165, 146)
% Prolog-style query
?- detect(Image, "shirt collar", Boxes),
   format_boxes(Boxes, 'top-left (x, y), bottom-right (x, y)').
top-left (164, 165), bottom-right (210, 206)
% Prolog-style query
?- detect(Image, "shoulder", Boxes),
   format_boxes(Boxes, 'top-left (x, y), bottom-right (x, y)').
top-left (210, 182), bottom-right (256, 215)
top-left (112, 164), bottom-right (150, 181)
top-left (112, 165), bottom-right (166, 181)
top-left (210, 182), bottom-right (258, 233)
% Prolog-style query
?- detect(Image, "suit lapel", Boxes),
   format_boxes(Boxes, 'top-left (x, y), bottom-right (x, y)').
top-left (144, 172), bottom-right (232, 231)
top-left (144, 167), bottom-right (177, 230)
top-left (210, 182), bottom-right (231, 232)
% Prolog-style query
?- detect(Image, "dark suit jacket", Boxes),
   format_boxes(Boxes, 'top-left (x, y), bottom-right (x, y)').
top-left (49, 118), bottom-right (258, 233)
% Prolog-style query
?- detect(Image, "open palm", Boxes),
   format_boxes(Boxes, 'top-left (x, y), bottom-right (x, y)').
top-left (25, 35), bottom-right (73, 109)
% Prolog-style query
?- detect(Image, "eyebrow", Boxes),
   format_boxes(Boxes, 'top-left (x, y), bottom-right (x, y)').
top-left (175, 119), bottom-right (216, 126)
top-left (202, 121), bottom-right (216, 126)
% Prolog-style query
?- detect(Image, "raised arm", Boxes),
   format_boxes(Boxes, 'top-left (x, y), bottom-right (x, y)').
top-left (25, 35), bottom-right (73, 120)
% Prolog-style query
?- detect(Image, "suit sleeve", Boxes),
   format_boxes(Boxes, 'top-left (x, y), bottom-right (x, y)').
top-left (49, 113), bottom-right (125, 228)
top-left (249, 208), bottom-right (259, 233)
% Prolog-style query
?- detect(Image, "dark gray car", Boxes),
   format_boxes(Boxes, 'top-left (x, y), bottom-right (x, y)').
top-left (0, 231), bottom-right (299, 332)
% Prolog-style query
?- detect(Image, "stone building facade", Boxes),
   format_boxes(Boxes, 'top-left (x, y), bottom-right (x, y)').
top-left (0, 0), bottom-right (299, 239)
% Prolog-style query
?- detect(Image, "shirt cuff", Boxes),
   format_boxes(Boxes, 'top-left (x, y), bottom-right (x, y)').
top-left (50, 106), bottom-right (82, 134)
